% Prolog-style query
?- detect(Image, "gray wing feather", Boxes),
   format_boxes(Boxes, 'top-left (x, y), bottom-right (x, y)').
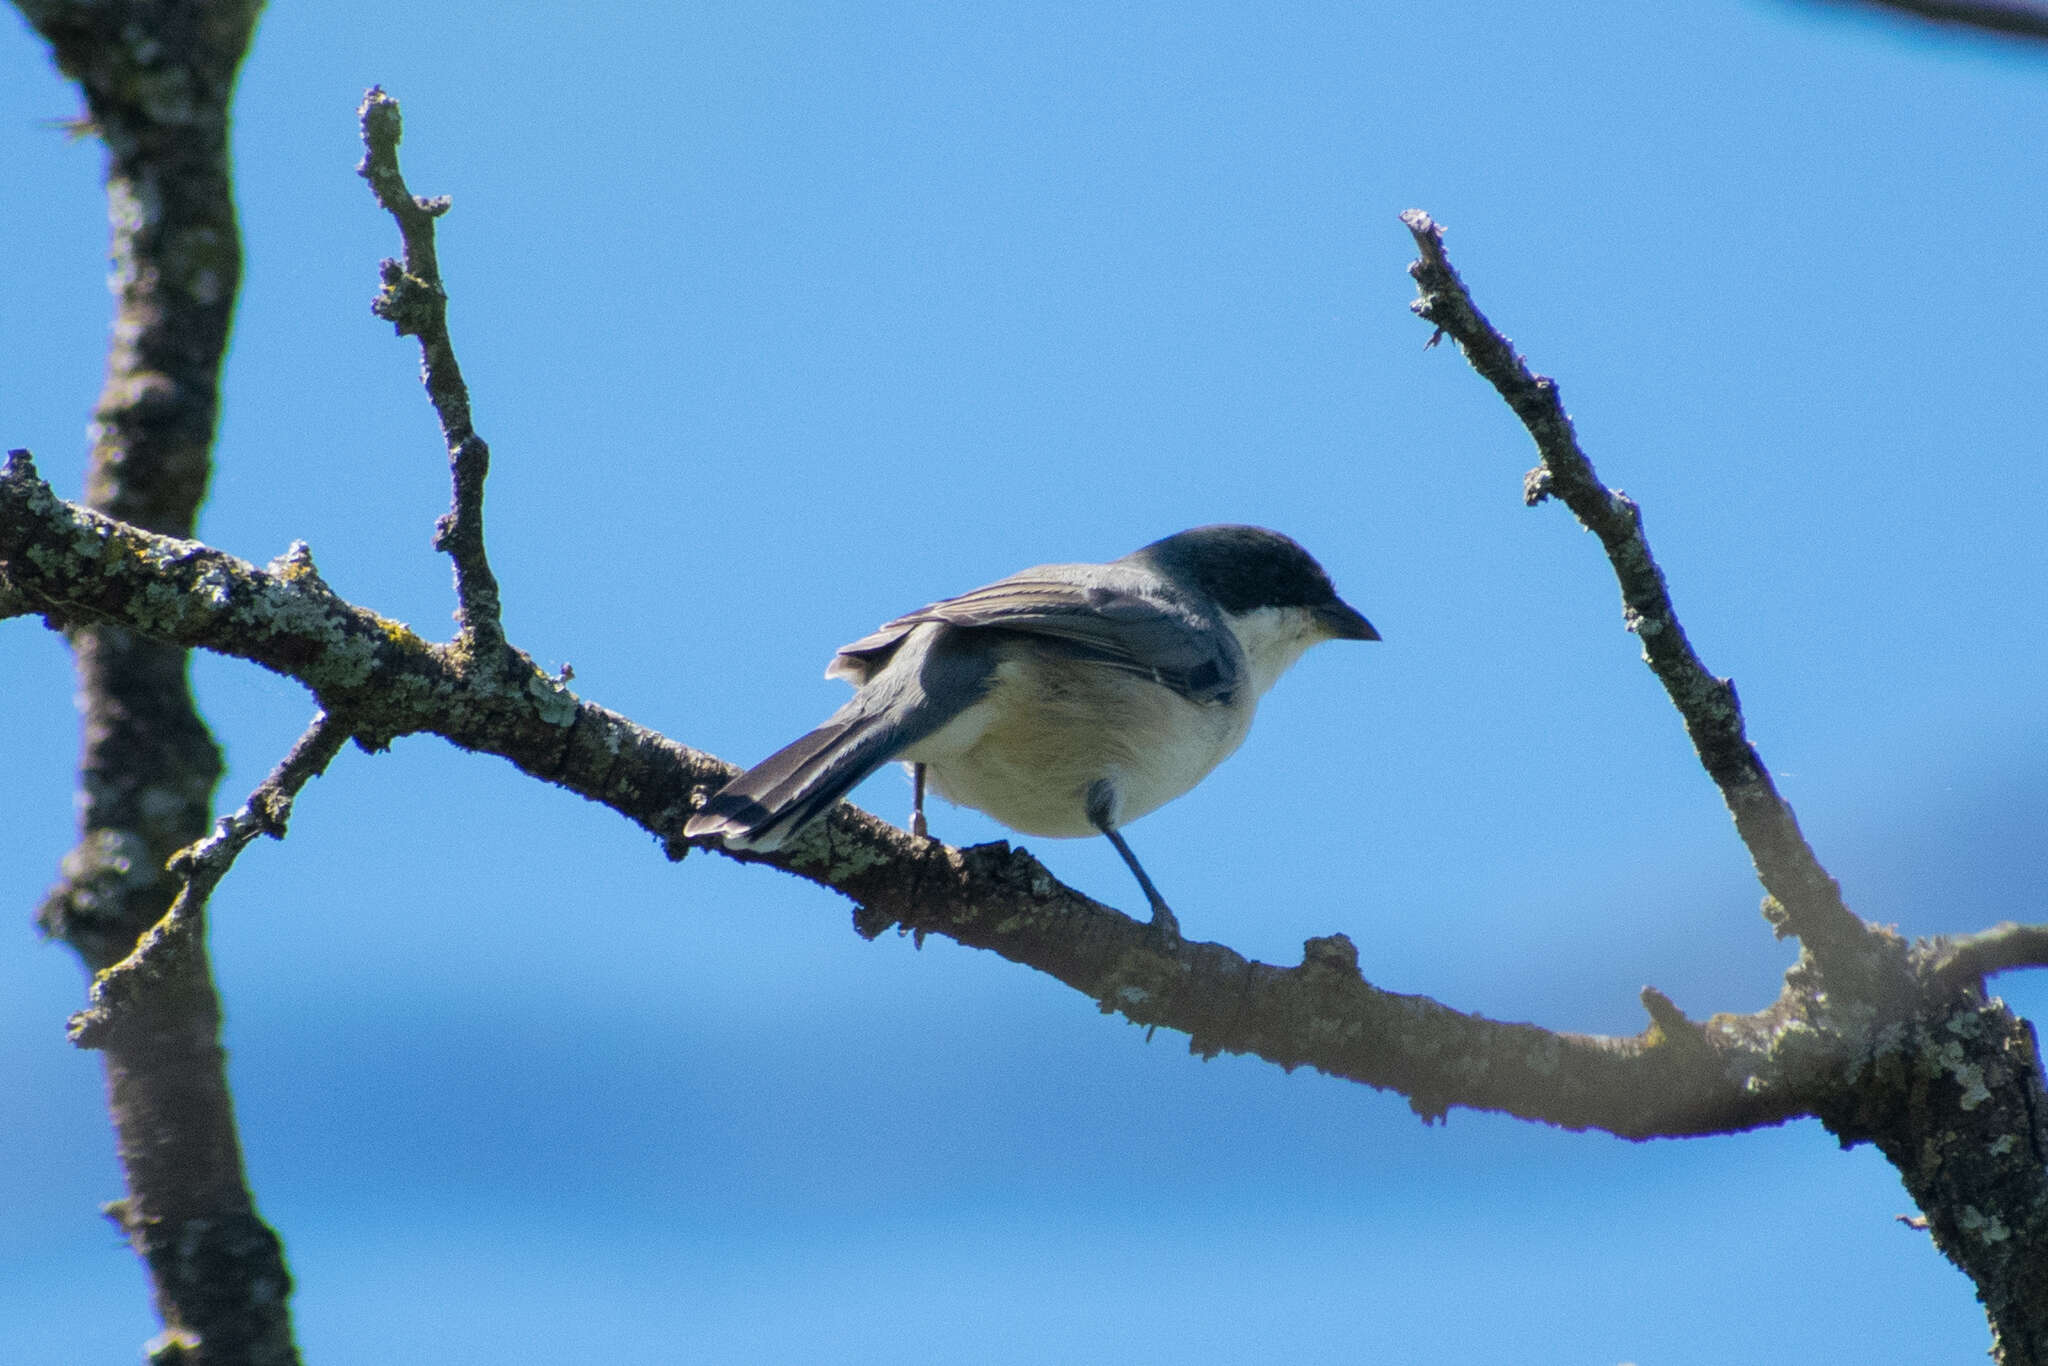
top-left (832, 566), bottom-right (1241, 706)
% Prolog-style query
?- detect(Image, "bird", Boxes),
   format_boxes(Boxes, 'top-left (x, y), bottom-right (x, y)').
top-left (684, 524), bottom-right (1377, 943)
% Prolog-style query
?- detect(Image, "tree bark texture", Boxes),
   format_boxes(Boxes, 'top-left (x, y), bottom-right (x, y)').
top-left (11, 3), bottom-right (299, 1362)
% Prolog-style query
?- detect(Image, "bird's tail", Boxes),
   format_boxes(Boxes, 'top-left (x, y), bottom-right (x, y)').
top-left (687, 624), bottom-right (994, 851)
top-left (683, 706), bottom-right (914, 852)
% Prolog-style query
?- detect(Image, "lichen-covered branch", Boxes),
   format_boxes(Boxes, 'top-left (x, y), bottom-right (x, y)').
top-left (73, 709), bottom-right (352, 1054)
top-left (0, 447), bottom-right (1891, 1142)
top-left (64, 712), bottom-right (346, 1366)
top-left (10, 2), bottom-right (290, 1361)
top-left (355, 87), bottom-right (506, 660)
top-left (16, 0), bottom-right (260, 968)
top-left (0, 566), bottom-right (30, 619)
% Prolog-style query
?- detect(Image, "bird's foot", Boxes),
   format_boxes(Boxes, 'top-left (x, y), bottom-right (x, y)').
top-left (1143, 900), bottom-right (1182, 951)
top-left (910, 763), bottom-right (930, 840)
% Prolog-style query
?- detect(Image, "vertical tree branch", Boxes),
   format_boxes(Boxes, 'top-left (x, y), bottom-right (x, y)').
top-left (19, 0), bottom-right (261, 967)
top-left (10, 2), bottom-right (294, 1360)
top-left (71, 712), bottom-right (348, 1366)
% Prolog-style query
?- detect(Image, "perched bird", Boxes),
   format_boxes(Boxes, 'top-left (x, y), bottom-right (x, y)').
top-left (685, 525), bottom-right (1376, 941)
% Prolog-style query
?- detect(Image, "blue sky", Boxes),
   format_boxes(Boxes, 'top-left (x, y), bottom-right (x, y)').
top-left (4, 3), bottom-right (2046, 1361)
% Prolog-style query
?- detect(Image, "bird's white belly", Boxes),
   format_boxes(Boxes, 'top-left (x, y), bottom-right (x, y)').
top-left (899, 655), bottom-right (1251, 838)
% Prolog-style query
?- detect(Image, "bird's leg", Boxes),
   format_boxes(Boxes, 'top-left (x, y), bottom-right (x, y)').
top-left (1087, 779), bottom-right (1181, 947)
top-left (910, 762), bottom-right (929, 840)
top-left (1102, 828), bottom-right (1182, 948)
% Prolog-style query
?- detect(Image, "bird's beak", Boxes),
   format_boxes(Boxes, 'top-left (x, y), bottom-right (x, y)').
top-left (1317, 599), bottom-right (1380, 642)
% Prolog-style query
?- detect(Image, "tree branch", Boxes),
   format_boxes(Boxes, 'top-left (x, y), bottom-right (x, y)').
top-left (63, 713), bottom-right (346, 1366)
top-left (1812, 0), bottom-right (2048, 42)
top-left (1399, 210), bottom-right (1903, 997)
top-left (1399, 209), bottom-right (2048, 1366)
top-left (0, 446), bottom-right (1851, 1141)
top-left (10, 2), bottom-right (293, 1360)
top-left (355, 87), bottom-right (506, 661)
top-left (1926, 921), bottom-right (2048, 989)
top-left (15, 0), bottom-right (259, 971)
top-left (74, 711), bottom-right (350, 1051)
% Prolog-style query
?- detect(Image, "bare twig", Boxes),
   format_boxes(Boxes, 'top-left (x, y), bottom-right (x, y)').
top-left (1398, 212), bottom-right (2048, 1360)
top-left (1400, 210), bottom-right (1895, 993)
top-left (355, 86), bottom-right (506, 661)
top-left (74, 711), bottom-right (350, 1048)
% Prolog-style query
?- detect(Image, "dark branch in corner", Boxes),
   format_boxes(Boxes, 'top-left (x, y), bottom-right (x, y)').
top-left (1815, 0), bottom-right (2048, 42)
top-left (1398, 210), bottom-right (1898, 994)
top-left (355, 87), bottom-right (506, 662)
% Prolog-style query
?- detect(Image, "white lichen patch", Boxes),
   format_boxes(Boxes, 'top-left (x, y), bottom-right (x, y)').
top-left (193, 560), bottom-right (234, 610)
top-left (524, 671), bottom-right (578, 727)
top-left (1958, 1205), bottom-right (2011, 1244)
top-left (1955, 1065), bottom-right (1993, 1111)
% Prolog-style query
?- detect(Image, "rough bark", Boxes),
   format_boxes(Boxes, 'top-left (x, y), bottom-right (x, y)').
top-left (1403, 209), bottom-right (2048, 1363)
top-left (5, 21), bottom-right (2044, 1356)
top-left (11, 2), bottom-right (298, 1361)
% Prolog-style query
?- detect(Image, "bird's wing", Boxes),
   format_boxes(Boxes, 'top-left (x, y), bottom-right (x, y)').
top-left (832, 567), bottom-right (1242, 706)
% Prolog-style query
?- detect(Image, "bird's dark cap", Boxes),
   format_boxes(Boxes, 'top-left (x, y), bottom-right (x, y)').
top-left (1131, 525), bottom-right (1376, 638)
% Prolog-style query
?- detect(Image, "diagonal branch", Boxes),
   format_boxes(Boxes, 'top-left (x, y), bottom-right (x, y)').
top-left (355, 87), bottom-right (506, 661)
top-left (63, 711), bottom-right (345, 1366)
top-left (0, 447), bottom-right (1845, 1141)
top-left (1400, 210), bottom-right (1899, 995)
top-left (74, 710), bottom-right (351, 1049)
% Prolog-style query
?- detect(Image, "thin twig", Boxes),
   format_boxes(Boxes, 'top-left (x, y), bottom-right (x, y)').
top-left (1399, 210), bottom-right (1894, 992)
top-left (355, 86), bottom-right (506, 662)
top-left (72, 709), bottom-right (351, 1047)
